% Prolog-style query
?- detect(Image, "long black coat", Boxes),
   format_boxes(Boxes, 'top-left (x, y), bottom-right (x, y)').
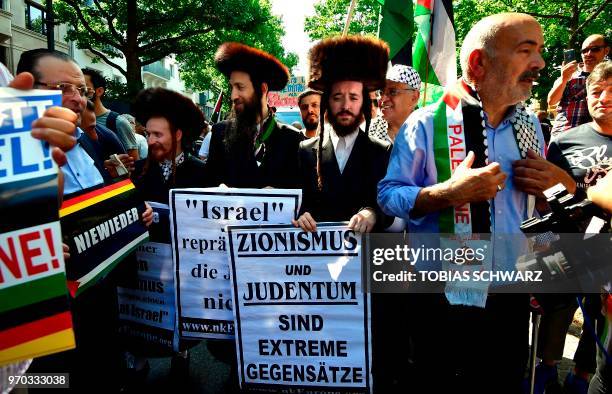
top-left (298, 129), bottom-right (392, 230)
top-left (204, 119), bottom-right (304, 188)
top-left (131, 154), bottom-right (207, 204)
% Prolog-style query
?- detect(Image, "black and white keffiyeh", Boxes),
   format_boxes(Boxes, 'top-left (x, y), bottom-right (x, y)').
top-left (160, 152), bottom-right (185, 181)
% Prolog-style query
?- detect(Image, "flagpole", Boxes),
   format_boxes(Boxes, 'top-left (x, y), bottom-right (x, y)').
top-left (422, 0), bottom-right (435, 105)
top-left (342, 0), bottom-right (358, 37)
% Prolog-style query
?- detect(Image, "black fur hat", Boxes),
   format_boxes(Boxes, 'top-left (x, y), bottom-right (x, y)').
top-left (215, 42), bottom-right (290, 91)
top-left (132, 87), bottom-right (204, 152)
top-left (308, 35), bottom-right (389, 92)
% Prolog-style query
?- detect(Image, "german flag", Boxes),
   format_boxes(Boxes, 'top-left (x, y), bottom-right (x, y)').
top-left (60, 179), bottom-right (149, 297)
top-left (0, 222), bottom-right (75, 366)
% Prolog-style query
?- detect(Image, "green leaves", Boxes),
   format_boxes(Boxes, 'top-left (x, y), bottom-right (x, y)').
top-left (304, 0), bottom-right (380, 40)
top-left (54, 0), bottom-right (297, 99)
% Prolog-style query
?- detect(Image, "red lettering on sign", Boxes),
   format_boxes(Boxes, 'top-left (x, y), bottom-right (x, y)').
top-left (451, 159), bottom-right (463, 170)
top-left (0, 237), bottom-right (21, 284)
top-left (455, 203), bottom-right (471, 224)
top-left (449, 136), bottom-right (463, 147)
top-left (449, 124), bottom-right (463, 135)
top-left (19, 231), bottom-right (48, 276)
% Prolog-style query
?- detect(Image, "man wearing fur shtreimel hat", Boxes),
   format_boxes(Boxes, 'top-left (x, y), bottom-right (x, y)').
top-left (204, 42), bottom-right (304, 189)
top-left (292, 35), bottom-right (398, 393)
top-left (293, 35), bottom-right (392, 234)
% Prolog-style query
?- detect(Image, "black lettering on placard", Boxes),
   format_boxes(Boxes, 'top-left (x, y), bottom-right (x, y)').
top-left (181, 236), bottom-right (226, 253)
top-left (185, 200), bottom-right (286, 222)
top-left (243, 281), bottom-right (356, 301)
top-left (244, 363), bottom-right (363, 383)
top-left (203, 293), bottom-right (232, 311)
top-left (278, 314), bottom-right (323, 331)
top-left (234, 230), bottom-right (358, 253)
top-left (191, 263), bottom-right (217, 279)
top-left (257, 339), bottom-right (347, 357)
top-left (285, 265), bottom-right (311, 275)
top-left (137, 259), bottom-right (149, 272)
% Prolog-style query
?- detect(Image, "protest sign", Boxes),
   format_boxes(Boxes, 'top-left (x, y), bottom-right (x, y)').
top-left (170, 188), bottom-right (301, 340)
top-left (0, 88), bottom-right (75, 365)
top-left (267, 75), bottom-right (306, 108)
top-left (59, 179), bottom-right (149, 297)
top-left (117, 202), bottom-right (179, 353)
top-left (227, 223), bottom-right (372, 393)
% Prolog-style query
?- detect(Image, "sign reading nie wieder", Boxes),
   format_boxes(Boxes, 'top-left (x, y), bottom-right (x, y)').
top-left (227, 223), bottom-right (372, 393)
top-left (170, 188), bottom-right (301, 339)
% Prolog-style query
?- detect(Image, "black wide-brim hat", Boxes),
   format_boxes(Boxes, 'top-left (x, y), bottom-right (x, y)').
top-left (308, 35), bottom-right (389, 92)
top-left (215, 42), bottom-right (290, 91)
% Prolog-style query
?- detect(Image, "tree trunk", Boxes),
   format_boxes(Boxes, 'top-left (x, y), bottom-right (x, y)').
top-left (124, 0), bottom-right (142, 99)
top-left (568, 0), bottom-right (580, 48)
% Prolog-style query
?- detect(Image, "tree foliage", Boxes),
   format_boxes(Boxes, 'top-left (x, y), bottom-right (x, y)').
top-left (454, 0), bottom-right (611, 103)
top-left (304, 0), bottom-right (380, 40)
top-left (305, 0), bottom-right (610, 105)
top-left (177, 8), bottom-right (299, 112)
top-left (54, 0), bottom-right (297, 99)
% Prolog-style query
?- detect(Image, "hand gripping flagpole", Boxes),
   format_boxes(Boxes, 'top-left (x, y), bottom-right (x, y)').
top-left (342, 0), bottom-right (358, 37)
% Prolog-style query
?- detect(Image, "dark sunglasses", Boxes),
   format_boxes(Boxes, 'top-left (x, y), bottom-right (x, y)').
top-left (581, 45), bottom-right (606, 55)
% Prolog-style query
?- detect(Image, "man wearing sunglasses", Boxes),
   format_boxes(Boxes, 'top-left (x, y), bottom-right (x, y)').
top-left (548, 34), bottom-right (609, 135)
top-left (372, 64), bottom-right (421, 143)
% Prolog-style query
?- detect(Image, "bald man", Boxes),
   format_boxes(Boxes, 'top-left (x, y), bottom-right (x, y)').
top-left (548, 34), bottom-right (610, 135)
top-left (379, 13), bottom-right (575, 393)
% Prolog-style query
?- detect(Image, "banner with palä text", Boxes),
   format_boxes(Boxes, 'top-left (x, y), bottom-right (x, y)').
top-left (0, 88), bottom-right (75, 366)
top-left (170, 188), bottom-right (301, 340)
top-left (227, 223), bottom-right (372, 393)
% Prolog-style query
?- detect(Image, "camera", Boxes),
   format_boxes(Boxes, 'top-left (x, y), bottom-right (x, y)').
top-left (518, 184), bottom-right (611, 292)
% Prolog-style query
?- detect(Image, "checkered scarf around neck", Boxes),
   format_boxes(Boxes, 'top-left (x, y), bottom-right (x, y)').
top-left (160, 152), bottom-right (185, 181)
top-left (433, 79), bottom-right (540, 307)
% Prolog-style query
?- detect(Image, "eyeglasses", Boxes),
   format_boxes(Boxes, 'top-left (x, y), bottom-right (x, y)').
top-left (581, 45), bottom-right (606, 55)
top-left (34, 81), bottom-right (91, 98)
top-left (381, 87), bottom-right (417, 97)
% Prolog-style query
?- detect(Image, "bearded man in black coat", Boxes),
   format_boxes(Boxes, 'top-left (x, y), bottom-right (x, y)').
top-left (205, 42), bottom-right (304, 188)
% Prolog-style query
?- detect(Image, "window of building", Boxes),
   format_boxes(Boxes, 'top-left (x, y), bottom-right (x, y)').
top-left (25, 2), bottom-right (46, 35)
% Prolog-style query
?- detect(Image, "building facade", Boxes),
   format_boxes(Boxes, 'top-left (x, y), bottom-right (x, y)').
top-left (0, 0), bottom-right (212, 114)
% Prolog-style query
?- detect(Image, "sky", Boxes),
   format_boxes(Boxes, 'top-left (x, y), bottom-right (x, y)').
top-left (270, 0), bottom-right (317, 76)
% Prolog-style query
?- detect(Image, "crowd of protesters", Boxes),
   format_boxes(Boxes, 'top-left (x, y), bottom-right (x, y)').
top-left (0, 10), bottom-right (611, 394)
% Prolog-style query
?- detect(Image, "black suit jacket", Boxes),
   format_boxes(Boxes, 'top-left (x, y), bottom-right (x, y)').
top-left (131, 154), bottom-right (207, 204)
top-left (204, 119), bottom-right (304, 188)
top-left (298, 129), bottom-right (392, 230)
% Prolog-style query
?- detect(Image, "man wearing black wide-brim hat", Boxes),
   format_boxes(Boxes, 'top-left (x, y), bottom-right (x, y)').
top-left (204, 42), bottom-right (304, 188)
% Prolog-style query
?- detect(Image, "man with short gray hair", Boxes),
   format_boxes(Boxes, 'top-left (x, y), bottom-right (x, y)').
top-left (378, 13), bottom-right (576, 393)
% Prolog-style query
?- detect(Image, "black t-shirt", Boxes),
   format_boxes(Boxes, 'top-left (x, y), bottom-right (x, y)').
top-left (546, 123), bottom-right (612, 197)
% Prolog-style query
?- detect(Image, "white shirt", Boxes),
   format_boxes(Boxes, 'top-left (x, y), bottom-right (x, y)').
top-left (198, 132), bottom-right (212, 161)
top-left (327, 124), bottom-right (359, 173)
top-left (62, 128), bottom-right (104, 195)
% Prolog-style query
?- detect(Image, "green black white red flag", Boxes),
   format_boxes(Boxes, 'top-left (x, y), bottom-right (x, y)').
top-left (413, 0), bottom-right (457, 106)
top-left (377, 0), bottom-right (415, 65)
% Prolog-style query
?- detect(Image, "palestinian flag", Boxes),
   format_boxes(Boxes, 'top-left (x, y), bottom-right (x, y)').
top-left (0, 221), bottom-right (75, 366)
top-left (377, 0), bottom-right (415, 65)
top-left (413, 0), bottom-right (457, 106)
top-left (60, 179), bottom-right (149, 297)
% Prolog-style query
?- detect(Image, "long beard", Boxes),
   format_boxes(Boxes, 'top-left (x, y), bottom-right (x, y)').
top-left (328, 110), bottom-right (361, 137)
top-left (224, 94), bottom-right (260, 151)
